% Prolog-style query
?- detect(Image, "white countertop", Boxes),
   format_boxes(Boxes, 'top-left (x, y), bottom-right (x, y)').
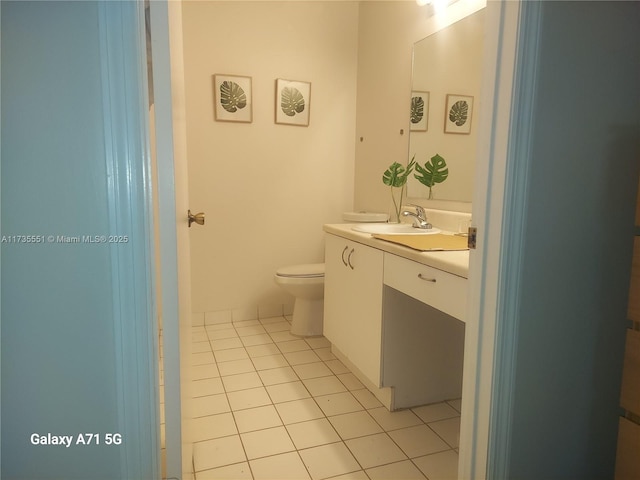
top-left (323, 224), bottom-right (470, 279)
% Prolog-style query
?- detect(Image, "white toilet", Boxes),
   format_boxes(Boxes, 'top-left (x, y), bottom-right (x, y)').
top-left (273, 212), bottom-right (386, 336)
top-left (274, 263), bottom-right (325, 337)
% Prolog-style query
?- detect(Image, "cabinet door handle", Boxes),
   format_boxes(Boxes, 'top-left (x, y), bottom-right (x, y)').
top-left (341, 246), bottom-right (349, 266)
top-left (347, 248), bottom-right (355, 270)
top-left (418, 273), bottom-right (436, 283)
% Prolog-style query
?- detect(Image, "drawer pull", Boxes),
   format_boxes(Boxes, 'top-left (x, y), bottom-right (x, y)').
top-left (341, 246), bottom-right (349, 266)
top-left (347, 248), bottom-right (355, 270)
top-left (418, 273), bottom-right (436, 283)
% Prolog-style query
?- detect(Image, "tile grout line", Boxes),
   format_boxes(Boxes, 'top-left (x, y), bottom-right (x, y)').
top-left (205, 324), bottom-right (255, 478)
top-left (261, 319), bottom-right (348, 480)
top-left (237, 316), bottom-right (316, 480)
top-left (206, 315), bottom-right (311, 478)
top-left (191, 318), bottom-right (461, 478)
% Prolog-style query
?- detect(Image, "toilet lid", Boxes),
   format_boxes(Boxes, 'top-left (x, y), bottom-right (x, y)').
top-left (276, 263), bottom-right (325, 278)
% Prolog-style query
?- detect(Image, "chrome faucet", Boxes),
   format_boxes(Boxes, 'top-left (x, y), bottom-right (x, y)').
top-left (402, 204), bottom-right (432, 229)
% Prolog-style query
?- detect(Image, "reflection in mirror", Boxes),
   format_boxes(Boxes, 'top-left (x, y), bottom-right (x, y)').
top-left (407, 8), bottom-right (484, 203)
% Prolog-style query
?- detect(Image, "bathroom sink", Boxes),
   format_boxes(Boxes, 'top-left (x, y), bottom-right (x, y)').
top-left (352, 223), bottom-right (441, 235)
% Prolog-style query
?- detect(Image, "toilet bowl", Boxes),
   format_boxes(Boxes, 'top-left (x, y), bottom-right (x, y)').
top-left (274, 263), bottom-right (325, 337)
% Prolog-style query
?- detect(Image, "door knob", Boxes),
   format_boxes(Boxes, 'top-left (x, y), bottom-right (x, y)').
top-left (188, 210), bottom-right (205, 227)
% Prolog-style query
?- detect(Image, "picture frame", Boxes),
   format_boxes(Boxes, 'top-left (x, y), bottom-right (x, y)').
top-left (275, 79), bottom-right (311, 127)
top-left (410, 91), bottom-right (429, 132)
top-left (213, 74), bottom-right (252, 123)
top-left (444, 94), bottom-right (473, 134)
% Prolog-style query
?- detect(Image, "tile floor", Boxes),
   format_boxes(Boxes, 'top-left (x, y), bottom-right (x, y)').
top-left (185, 315), bottom-right (460, 480)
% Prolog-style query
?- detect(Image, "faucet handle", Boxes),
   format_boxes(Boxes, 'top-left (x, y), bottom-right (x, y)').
top-left (407, 204), bottom-right (426, 220)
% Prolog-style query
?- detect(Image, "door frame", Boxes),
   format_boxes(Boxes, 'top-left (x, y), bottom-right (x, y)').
top-left (98, 2), bottom-right (162, 477)
top-left (149, 1), bottom-right (193, 478)
top-left (459, 1), bottom-right (541, 477)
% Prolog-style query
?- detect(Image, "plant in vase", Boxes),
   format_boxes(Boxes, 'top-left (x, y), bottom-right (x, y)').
top-left (414, 153), bottom-right (448, 200)
top-left (382, 156), bottom-right (415, 223)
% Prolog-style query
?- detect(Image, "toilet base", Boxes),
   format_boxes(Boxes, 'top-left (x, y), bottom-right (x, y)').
top-left (290, 298), bottom-right (324, 337)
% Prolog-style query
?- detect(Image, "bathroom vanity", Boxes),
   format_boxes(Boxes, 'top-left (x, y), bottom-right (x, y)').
top-left (323, 223), bottom-right (469, 411)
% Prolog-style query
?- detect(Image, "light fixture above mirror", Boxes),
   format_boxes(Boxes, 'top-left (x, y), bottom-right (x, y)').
top-left (416, 0), bottom-right (459, 15)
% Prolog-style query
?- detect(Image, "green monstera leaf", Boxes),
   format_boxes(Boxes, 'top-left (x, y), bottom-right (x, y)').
top-left (220, 81), bottom-right (247, 113)
top-left (383, 158), bottom-right (415, 222)
top-left (382, 158), bottom-right (415, 188)
top-left (415, 154), bottom-right (448, 199)
top-left (448, 100), bottom-right (468, 126)
top-left (281, 87), bottom-right (305, 117)
top-left (410, 96), bottom-right (424, 124)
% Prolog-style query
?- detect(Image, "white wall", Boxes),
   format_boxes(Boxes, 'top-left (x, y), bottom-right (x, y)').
top-left (182, 0), bottom-right (485, 317)
top-left (182, 1), bottom-right (359, 317)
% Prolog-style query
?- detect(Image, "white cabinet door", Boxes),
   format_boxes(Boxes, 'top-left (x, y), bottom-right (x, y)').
top-left (324, 234), bottom-right (384, 386)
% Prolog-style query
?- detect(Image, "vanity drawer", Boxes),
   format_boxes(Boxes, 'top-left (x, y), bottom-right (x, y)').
top-left (383, 253), bottom-right (467, 321)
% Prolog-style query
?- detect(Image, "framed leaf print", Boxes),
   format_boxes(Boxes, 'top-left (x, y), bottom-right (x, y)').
top-left (275, 79), bottom-right (311, 126)
top-left (213, 74), bottom-right (252, 123)
top-left (410, 91), bottom-right (429, 132)
top-left (444, 94), bottom-right (473, 134)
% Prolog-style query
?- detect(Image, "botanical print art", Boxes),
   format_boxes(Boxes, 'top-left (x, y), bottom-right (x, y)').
top-left (275, 79), bottom-right (311, 126)
top-left (410, 91), bottom-right (429, 132)
top-left (213, 74), bottom-right (252, 123)
top-left (444, 94), bottom-right (473, 134)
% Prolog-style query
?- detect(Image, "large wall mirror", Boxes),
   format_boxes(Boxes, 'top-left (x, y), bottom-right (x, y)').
top-left (406, 8), bottom-right (485, 204)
